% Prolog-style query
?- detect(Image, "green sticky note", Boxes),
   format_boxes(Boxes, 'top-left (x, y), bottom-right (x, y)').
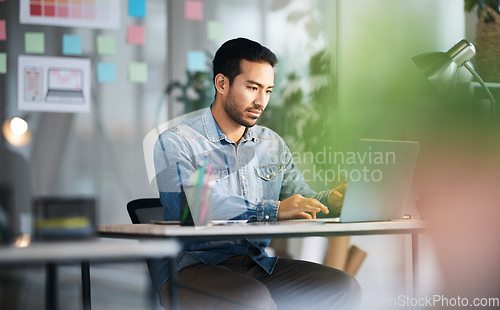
top-left (0, 53), bottom-right (6, 74)
top-left (25, 32), bottom-right (45, 54)
top-left (207, 21), bottom-right (224, 41)
top-left (97, 35), bottom-right (116, 55)
top-left (129, 62), bottom-right (147, 83)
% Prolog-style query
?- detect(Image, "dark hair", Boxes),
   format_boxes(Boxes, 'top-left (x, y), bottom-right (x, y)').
top-left (212, 38), bottom-right (278, 85)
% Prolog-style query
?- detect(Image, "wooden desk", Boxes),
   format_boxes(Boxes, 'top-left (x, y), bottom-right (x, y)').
top-left (98, 219), bottom-right (426, 309)
top-left (0, 239), bottom-right (180, 310)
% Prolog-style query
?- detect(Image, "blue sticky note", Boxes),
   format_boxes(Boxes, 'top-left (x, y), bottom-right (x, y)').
top-left (97, 62), bottom-right (116, 83)
top-left (128, 0), bottom-right (146, 18)
top-left (62, 34), bottom-right (82, 56)
top-left (187, 50), bottom-right (206, 72)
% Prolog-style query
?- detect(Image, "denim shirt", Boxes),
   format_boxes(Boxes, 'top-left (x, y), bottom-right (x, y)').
top-left (152, 107), bottom-right (333, 292)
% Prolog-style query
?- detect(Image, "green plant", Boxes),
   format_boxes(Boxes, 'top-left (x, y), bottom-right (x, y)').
top-left (259, 48), bottom-right (337, 158)
top-left (465, 0), bottom-right (500, 21)
top-left (166, 70), bottom-right (214, 113)
top-left (166, 51), bottom-right (215, 114)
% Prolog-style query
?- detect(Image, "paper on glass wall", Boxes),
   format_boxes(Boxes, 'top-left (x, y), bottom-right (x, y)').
top-left (18, 55), bottom-right (91, 113)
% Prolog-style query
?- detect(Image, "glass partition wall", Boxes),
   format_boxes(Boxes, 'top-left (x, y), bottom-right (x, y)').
top-left (0, 0), bottom-right (339, 231)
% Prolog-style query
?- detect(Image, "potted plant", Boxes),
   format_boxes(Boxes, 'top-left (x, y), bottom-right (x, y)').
top-left (465, 0), bottom-right (500, 22)
top-left (465, 0), bottom-right (500, 82)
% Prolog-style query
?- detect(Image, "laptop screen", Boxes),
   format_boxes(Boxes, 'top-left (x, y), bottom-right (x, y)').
top-left (340, 139), bottom-right (419, 222)
top-left (48, 68), bottom-right (83, 90)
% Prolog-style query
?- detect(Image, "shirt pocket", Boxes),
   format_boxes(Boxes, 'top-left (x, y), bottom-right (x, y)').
top-left (254, 164), bottom-right (285, 200)
top-left (209, 166), bottom-right (230, 196)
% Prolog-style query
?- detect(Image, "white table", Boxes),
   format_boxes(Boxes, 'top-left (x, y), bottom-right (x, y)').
top-left (0, 239), bottom-right (180, 310)
top-left (98, 219), bottom-right (426, 240)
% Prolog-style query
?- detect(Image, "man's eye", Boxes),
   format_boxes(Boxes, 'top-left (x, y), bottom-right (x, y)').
top-left (248, 86), bottom-right (257, 91)
top-left (267, 90), bottom-right (273, 94)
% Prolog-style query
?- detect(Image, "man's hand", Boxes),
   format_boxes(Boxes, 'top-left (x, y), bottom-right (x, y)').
top-left (278, 194), bottom-right (329, 220)
top-left (328, 184), bottom-right (347, 215)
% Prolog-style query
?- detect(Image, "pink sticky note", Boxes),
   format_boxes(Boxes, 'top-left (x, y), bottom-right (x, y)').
top-left (0, 20), bottom-right (6, 41)
top-left (185, 0), bottom-right (203, 21)
top-left (127, 25), bottom-right (145, 45)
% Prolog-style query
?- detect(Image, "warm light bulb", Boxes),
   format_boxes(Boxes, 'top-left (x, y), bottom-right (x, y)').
top-left (10, 117), bottom-right (28, 136)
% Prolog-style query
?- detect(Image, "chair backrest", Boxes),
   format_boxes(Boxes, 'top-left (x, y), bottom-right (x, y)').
top-left (126, 198), bottom-right (163, 224)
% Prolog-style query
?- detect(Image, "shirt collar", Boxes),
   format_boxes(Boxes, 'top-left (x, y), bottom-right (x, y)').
top-left (202, 106), bottom-right (259, 143)
top-left (202, 106), bottom-right (225, 142)
top-left (241, 127), bottom-right (258, 143)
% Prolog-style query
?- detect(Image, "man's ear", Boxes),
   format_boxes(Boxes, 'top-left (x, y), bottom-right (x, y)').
top-left (214, 73), bottom-right (228, 95)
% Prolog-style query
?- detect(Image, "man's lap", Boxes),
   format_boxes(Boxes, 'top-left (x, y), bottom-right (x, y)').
top-left (257, 257), bottom-right (362, 309)
top-left (160, 255), bottom-right (361, 310)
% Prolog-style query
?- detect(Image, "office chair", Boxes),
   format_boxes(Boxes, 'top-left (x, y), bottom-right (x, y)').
top-left (126, 198), bottom-right (165, 309)
top-left (127, 198), bottom-right (164, 224)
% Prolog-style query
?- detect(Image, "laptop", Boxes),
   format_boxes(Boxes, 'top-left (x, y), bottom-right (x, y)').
top-left (337, 139), bottom-right (419, 222)
top-left (45, 68), bottom-right (85, 103)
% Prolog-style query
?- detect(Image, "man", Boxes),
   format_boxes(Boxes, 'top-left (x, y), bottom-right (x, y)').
top-left (154, 37), bottom-right (361, 309)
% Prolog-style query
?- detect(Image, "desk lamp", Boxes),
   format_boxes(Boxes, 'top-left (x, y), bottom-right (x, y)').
top-left (412, 39), bottom-right (496, 119)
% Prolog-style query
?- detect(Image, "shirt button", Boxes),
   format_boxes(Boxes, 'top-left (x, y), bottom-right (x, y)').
top-left (241, 175), bottom-right (246, 180)
top-left (265, 215), bottom-right (270, 220)
top-left (265, 174), bottom-right (270, 179)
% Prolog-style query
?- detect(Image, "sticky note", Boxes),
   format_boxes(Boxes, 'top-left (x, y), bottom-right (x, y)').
top-left (97, 35), bottom-right (116, 55)
top-left (185, 0), bottom-right (203, 21)
top-left (127, 25), bottom-right (145, 45)
top-left (128, 0), bottom-right (146, 18)
top-left (129, 62), bottom-right (148, 83)
top-left (0, 53), bottom-right (6, 74)
top-left (0, 20), bottom-right (6, 41)
top-left (97, 62), bottom-right (116, 83)
top-left (187, 50), bottom-right (206, 72)
top-left (207, 21), bottom-right (224, 41)
top-left (63, 34), bottom-right (82, 56)
top-left (25, 32), bottom-right (45, 54)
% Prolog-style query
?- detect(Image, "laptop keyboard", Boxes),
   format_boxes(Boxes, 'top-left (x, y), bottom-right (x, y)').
top-left (47, 89), bottom-right (84, 98)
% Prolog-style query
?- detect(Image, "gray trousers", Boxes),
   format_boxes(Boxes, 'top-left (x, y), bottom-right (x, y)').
top-left (160, 255), bottom-right (361, 310)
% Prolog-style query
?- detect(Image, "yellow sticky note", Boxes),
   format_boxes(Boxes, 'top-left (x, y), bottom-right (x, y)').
top-left (25, 32), bottom-right (45, 54)
top-left (129, 62), bottom-right (148, 83)
top-left (97, 35), bottom-right (116, 55)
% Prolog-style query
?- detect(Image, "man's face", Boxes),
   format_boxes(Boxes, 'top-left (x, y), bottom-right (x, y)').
top-left (222, 59), bottom-right (274, 128)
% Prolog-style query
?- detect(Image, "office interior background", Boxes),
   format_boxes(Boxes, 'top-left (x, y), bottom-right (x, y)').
top-left (1, 0), bottom-right (499, 309)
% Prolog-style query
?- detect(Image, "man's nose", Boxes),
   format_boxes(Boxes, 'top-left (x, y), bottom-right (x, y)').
top-left (254, 91), bottom-right (268, 108)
